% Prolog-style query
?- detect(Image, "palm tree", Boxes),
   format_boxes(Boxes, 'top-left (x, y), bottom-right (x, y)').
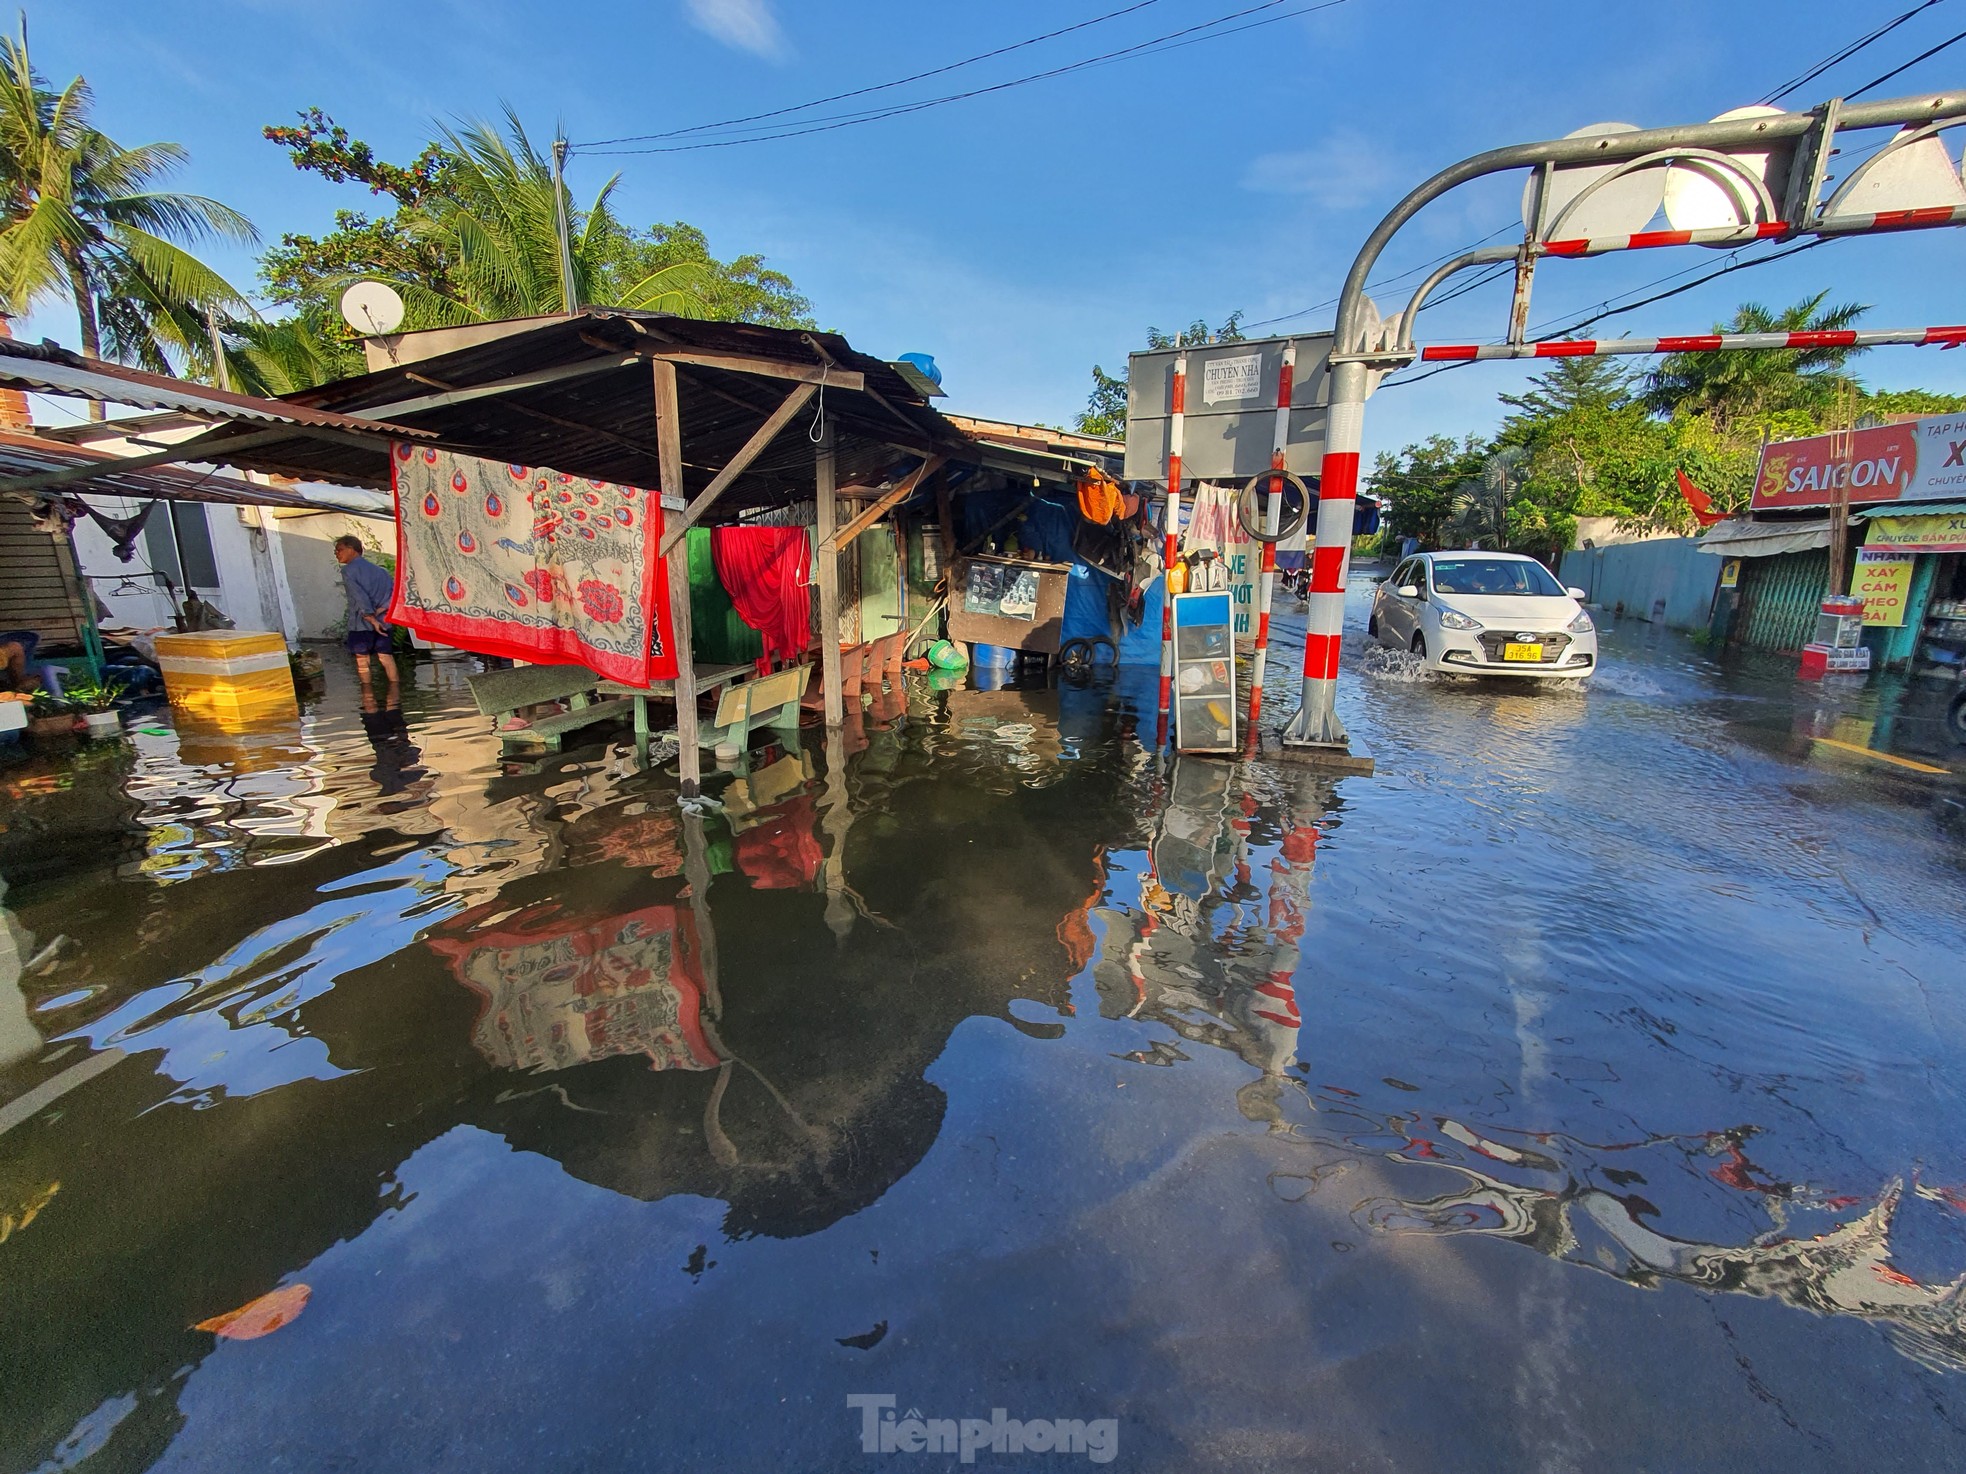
top-left (1643, 293), bottom-right (1869, 427)
top-left (0, 23), bottom-right (256, 398)
top-left (1446, 446), bottom-right (1526, 550)
top-left (379, 110), bottom-right (709, 327)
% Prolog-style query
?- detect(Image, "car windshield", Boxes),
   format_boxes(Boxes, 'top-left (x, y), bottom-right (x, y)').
top-left (1429, 557), bottom-right (1565, 597)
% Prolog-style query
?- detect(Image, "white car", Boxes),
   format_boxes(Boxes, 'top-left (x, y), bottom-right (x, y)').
top-left (1368, 551), bottom-right (1597, 679)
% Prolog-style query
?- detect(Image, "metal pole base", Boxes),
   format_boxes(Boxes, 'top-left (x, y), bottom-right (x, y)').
top-left (1280, 688), bottom-right (1348, 747)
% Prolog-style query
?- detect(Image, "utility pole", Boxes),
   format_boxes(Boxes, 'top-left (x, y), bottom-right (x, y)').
top-left (551, 138), bottom-right (579, 316)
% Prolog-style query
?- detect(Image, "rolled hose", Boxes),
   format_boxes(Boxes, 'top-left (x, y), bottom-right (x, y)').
top-left (1236, 470), bottom-right (1313, 544)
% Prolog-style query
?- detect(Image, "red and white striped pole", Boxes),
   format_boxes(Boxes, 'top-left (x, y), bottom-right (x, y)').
top-left (1156, 352), bottom-right (1187, 748)
top-left (1244, 342), bottom-right (1294, 752)
top-left (1418, 324), bottom-right (1966, 361)
top-left (1282, 359), bottom-right (1366, 748)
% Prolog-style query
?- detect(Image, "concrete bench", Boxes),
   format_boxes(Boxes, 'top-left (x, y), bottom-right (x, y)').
top-left (597, 661), bottom-right (752, 766)
top-left (465, 663), bottom-right (631, 752)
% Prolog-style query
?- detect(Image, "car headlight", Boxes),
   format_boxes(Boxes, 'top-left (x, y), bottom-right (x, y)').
top-left (1567, 608), bottom-right (1595, 634)
top-left (1437, 607), bottom-right (1481, 631)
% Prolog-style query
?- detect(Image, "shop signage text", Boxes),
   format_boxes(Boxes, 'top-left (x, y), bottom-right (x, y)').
top-left (1751, 414), bottom-right (1966, 510)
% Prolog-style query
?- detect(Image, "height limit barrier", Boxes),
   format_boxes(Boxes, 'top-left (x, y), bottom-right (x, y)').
top-left (1281, 87), bottom-right (1966, 750)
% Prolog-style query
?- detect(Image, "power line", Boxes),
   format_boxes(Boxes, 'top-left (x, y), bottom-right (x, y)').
top-left (1846, 25), bottom-right (1966, 96)
top-left (1759, 0), bottom-right (1947, 105)
top-left (1241, 224), bottom-right (1520, 331)
top-left (1378, 238), bottom-right (1833, 390)
top-left (578, 1), bottom-right (1354, 155)
top-left (583, 1), bottom-right (1166, 147)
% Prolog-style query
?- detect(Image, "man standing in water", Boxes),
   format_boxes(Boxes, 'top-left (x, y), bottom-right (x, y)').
top-left (335, 535), bottom-right (398, 686)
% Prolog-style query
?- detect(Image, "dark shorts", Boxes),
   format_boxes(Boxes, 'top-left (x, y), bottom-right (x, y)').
top-left (347, 628), bottom-right (393, 656)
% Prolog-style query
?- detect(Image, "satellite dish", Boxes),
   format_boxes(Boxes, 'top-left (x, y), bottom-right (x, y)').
top-left (339, 280), bottom-right (405, 337)
top-left (1523, 123), bottom-right (1665, 239)
top-left (1663, 105), bottom-right (1789, 239)
top-left (1823, 125), bottom-right (1966, 218)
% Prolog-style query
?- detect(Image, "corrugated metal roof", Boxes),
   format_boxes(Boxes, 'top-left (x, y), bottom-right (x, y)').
top-left (1858, 500), bottom-right (1966, 518)
top-left (0, 342), bottom-right (432, 437)
top-left (0, 431), bottom-right (388, 514)
top-left (1698, 516), bottom-right (1845, 557)
top-left (181, 311), bottom-right (997, 514)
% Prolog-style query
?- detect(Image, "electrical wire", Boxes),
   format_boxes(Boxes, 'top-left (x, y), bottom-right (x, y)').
top-left (1846, 25), bottom-right (1966, 97)
top-left (1378, 238), bottom-right (1833, 390)
top-left (1240, 224), bottom-right (1520, 331)
top-left (578, 1), bottom-right (1354, 155)
top-left (1759, 0), bottom-right (1947, 105)
top-left (583, 1), bottom-right (1167, 147)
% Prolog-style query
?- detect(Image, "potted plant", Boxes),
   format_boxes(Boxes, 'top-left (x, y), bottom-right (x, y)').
top-left (64, 679), bottom-right (126, 738)
top-left (26, 690), bottom-right (78, 740)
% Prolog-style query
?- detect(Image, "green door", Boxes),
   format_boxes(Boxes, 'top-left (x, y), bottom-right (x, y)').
top-left (1736, 549), bottom-right (1830, 651)
top-left (859, 524), bottom-right (904, 648)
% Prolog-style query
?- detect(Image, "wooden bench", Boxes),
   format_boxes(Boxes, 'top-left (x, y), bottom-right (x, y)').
top-left (707, 664), bottom-right (810, 753)
top-left (465, 663), bottom-right (632, 752)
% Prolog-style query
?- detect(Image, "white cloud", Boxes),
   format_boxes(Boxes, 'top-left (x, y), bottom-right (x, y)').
top-left (1240, 131), bottom-right (1398, 211)
top-left (684, 0), bottom-right (790, 61)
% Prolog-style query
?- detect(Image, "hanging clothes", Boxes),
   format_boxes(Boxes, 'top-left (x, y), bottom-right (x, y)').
top-left (81, 499), bottom-right (158, 563)
top-left (389, 443), bottom-right (675, 685)
top-left (712, 525), bottom-right (812, 666)
top-left (1181, 481), bottom-right (1234, 554)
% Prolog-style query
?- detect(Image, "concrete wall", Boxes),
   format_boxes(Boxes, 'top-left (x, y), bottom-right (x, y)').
top-left (1560, 536), bottom-right (1721, 630)
top-left (267, 509), bottom-right (393, 641)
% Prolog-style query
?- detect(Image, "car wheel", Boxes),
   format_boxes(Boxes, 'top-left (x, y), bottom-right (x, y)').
top-left (1947, 689), bottom-right (1966, 746)
top-left (1367, 610), bottom-right (1378, 637)
top-left (1410, 630), bottom-right (1426, 660)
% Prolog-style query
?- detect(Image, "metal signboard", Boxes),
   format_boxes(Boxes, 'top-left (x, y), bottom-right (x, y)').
top-left (1752, 414), bottom-right (1966, 510)
top-left (1123, 333), bottom-right (1334, 482)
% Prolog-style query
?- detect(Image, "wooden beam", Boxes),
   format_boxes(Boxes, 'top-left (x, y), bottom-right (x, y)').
top-left (362, 353), bottom-right (641, 418)
top-left (815, 425), bottom-right (844, 730)
top-left (402, 370), bottom-right (668, 461)
top-left (816, 454), bottom-right (944, 556)
top-left (653, 357), bottom-right (702, 796)
top-left (616, 337), bottom-right (863, 392)
top-left (658, 381), bottom-right (817, 555)
top-left (935, 470), bottom-right (956, 575)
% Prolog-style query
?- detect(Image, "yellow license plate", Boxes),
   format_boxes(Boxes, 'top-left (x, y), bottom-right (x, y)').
top-left (1502, 642), bottom-right (1544, 662)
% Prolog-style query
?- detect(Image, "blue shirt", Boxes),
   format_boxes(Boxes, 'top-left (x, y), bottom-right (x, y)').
top-left (342, 555), bottom-right (394, 625)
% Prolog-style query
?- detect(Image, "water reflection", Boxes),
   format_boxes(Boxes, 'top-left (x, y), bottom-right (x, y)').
top-left (1093, 754), bottom-right (1966, 1377)
top-left (2, 641), bottom-right (1964, 1471)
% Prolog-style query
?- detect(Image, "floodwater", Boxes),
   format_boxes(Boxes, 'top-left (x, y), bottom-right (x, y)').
top-left (2, 593), bottom-right (1964, 1472)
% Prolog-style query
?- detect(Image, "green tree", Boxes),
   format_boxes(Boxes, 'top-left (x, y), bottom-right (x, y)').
top-left (1073, 312), bottom-right (1245, 439)
top-left (1369, 434), bottom-right (1490, 546)
top-left (252, 109), bottom-right (816, 387)
top-left (1644, 292), bottom-right (1869, 427)
top-left (0, 23), bottom-right (255, 394)
top-left (1498, 356), bottom-right (1635, 436)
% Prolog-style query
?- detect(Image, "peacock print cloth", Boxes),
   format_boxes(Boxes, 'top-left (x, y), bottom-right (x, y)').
top-left (387, 442), bottom-right (676, 685)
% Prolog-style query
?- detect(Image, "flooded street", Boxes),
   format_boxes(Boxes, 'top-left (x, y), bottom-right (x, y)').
top-left (4, 592), bottom-right (1965, 1473)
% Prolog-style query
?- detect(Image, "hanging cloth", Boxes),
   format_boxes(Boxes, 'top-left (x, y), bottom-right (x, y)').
top-left (80, 498), bottom-right (159, 562)
top-left (1181, 481), bottom-right (1234, 554)
top-left (389, 443), bottom-right (675, 685)
top-left (712, 525), bottom-right (812, 666)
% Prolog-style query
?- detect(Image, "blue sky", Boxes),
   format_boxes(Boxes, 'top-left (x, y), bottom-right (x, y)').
top-left (22, 0), bottom-right (1966, 460)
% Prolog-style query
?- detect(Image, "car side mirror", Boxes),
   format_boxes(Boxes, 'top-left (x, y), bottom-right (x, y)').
top-left (1397, 584), bottom-right (1421, 599)
top-left (1566, 587), bottom-right (1587, 600)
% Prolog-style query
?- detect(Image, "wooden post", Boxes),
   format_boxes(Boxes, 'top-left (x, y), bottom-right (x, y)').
top-left (815, 424), bottom-right (844, 729)
top-left (653, 358), bottom-right (701, 794)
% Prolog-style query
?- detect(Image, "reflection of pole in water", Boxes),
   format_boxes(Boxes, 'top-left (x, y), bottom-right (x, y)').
top-left (821, 725), bottom-right (855, 943)
top-left (1233, 790), bottom-right (1318, 1127)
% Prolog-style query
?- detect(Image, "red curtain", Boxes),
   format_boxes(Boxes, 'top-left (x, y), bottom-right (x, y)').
top-left (712, 526), bottom-right (812, 665)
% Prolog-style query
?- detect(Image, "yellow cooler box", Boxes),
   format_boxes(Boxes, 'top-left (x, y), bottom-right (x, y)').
top-left (154, 630), bottom-right (298, 724)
